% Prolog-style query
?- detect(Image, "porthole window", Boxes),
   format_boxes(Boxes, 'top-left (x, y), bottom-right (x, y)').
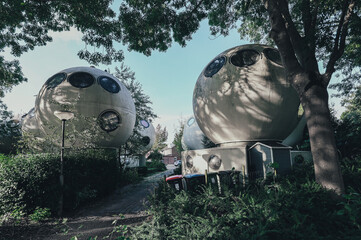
top-left (98, 111), bottom-right (121, 132)
top-left (187, 117), bottom-right (195, 126)
top-left (68, 72), bottom-right (95, 88)
top-left (28, 108), bottom-right (35, 118)
top-left (230, 49), bottom-right (260, 67)
top-left (264, 48), bottom-right (282, 65)
top-left (141, 136), bottom-right (150, 146)
top-left (140, 120), bottom-right (150, 128)
top-left (204, 56), bottom-right (226, 77)
top-left (45, 73), bottom-right (66, 89)
top-left (98, 76), bottom-right (120, 93)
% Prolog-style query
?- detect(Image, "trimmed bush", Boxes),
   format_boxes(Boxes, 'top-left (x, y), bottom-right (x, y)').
top-left (0, 149), bottom-right (119, 217)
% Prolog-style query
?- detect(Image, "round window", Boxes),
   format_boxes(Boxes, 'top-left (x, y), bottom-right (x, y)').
top-left (141, 136), bottom-right (151, 146)
top-left (187, 117), bottom-right (195, 126)
top-left (68, 72), bottom-right (95, 88)
top-left (230, 49), bottom-right (260, 67)
top-left (98, 111), bottom-right (121, 132)
top-left (204, 56), bottom-right (226, 77)
top-left (264, 48), bottom-right (282, 65)
top-left (98, 76), bottom-right (121, 93)
top-left (28, 108), bottom-right (35, 118)
top-left (45, 73), bottom-right (66, 89)
top-left (140, 120), bottom-right (150, 128)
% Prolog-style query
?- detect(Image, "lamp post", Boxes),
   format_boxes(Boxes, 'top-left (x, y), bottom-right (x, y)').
top-left (54, 110), bottom-right (74, 217)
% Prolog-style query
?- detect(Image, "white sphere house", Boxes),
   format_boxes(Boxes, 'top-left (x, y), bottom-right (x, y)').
top-left (182, 116), bottom-right (205, 150)
top-left (32, 66), bottom-right (136, 148)
top-left (138, 119), bottom-right (155, 154)
top-left (193, 44), bottom-right (300, 145)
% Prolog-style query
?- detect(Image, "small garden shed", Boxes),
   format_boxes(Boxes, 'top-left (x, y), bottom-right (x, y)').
top-left (248, 142), bottom-right (292, 179)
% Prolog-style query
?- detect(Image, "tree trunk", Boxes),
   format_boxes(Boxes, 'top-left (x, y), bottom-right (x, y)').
top-left (300, 80), bottom-right (345, 195)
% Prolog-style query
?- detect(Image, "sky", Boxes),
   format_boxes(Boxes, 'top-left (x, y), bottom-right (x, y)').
top-left (2, 21), bottom-right (345, 145)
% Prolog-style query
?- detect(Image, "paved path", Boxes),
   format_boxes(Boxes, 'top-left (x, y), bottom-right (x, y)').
top-left (48, 166), bottom-right (175, 240)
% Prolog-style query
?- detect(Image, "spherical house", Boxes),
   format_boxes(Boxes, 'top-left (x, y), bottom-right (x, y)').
top-left (138, 119), bottom-right (155, 154)
top-left (33, 66), bottom-right (136, 148)
top-left (182, 116), bottom-right (205, 150)
top-left (193, 44), bottom-right (300, 145)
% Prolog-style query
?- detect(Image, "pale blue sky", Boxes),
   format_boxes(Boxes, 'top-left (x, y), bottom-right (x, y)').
top-left (2, 20), bottom-right (344, 144)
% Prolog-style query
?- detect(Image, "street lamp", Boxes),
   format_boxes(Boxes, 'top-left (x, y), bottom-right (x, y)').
top-left (54, 110), bottom-right (74, 217)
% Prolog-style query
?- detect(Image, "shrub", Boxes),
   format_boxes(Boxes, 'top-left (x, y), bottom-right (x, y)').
top-left (146, 159), bottom-right (166, 172)
top-left (0, 149), bottom-right (119, 217)
top-left (131, 160), bottom-right (361, 239)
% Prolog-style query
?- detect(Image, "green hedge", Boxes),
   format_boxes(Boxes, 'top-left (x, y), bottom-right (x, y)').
top-left (0, 149), bottom-right (119, 216)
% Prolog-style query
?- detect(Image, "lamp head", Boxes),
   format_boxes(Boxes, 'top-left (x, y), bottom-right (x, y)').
top-left (54, 110), bottom-right (74, 121)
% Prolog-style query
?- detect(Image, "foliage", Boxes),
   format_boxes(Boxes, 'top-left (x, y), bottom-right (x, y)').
top-left (334, 86), bottom-right (361, 158)
top-left (0, 149), bottom-right (119, 217)
top-left (146, 159), bottom-right (167, 172)
top-left (114, 64), bottom-right (157, 155)
top-left (28, 207), bottom-right (51, 222)
top-left (119, 168), bottom-right (142, 187)
top-left (131, 160), bottom-right (361, 239)
top-left (146, 150), bottom-right (167, 172)
top-left (151, 124), bottom-right (168, 151)
top-left (1, 0), bottom-right (124, 80)
top-left (147, 149), bottom-right (163, 161)
top-left (172, 121), bottom-right (184, 155)
top-left (118, 0), bottom-right (361, 195)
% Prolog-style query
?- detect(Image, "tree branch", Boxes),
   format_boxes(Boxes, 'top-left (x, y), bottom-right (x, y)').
top-left (264, 0), bottom-right (304, 92)
top-left (278, 0), bottom-right (318, 72)
top-left (324, 0), bottom-right (355, 85)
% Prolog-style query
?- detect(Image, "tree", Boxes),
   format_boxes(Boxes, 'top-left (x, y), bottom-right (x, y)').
top-left (114, 64), bottom-right (157, 154)
top-left (118, 0), bottom-right (361, 194)
top-left (173, 120), bottom-right (185, 155)
top-left (335, 86), bottom-right (361, 158)
top-left (152, 124), bottom-right (168, 151)
top-left (0, 0), bottom-right (124, 117)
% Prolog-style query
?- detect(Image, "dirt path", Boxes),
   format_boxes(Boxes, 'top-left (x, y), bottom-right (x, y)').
top-left (0, 166), bottom-right (175, 240)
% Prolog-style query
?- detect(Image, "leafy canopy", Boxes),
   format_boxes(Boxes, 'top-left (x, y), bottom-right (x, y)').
top-left (0, 0), bottom-right (124, 104)
top-left (119, 0), bottom-right (361, 90)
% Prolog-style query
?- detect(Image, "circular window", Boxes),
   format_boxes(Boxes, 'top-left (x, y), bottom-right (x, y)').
top-left (45, 73), bottom-right (66, 89)
top-left (264, 48), bottom-right (282, 65)
top-left (68, 72), bottom-right (95, 88)
top-left (140, 120), bottom-right (150, 128)
top-left (204, 56), bottom-right (226, 77)
top-left (98, 76), bottom-right (121, 93)
top-left (141, 136), bottom-right (151, 146)
top-left (230, 49), bottom-right (260, 67)
top-left (187, 117), bottom-right (195, 126)
top-left (208, 154), bottom-right (222, 170)
top-left (98, 111), bottom-right (121, 132)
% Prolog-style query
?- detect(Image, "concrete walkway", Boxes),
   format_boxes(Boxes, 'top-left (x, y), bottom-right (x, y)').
top-left (48, 166), bottom-right (175, 240)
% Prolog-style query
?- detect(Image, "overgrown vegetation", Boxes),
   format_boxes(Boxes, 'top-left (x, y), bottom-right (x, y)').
top-left (129, 159), bottom-right (361, 239)
top-left (0, 149), bottom-right (119, 222)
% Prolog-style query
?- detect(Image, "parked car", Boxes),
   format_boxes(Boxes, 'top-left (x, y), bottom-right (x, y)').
top-left (174, 160), bottom-right (182, 166)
